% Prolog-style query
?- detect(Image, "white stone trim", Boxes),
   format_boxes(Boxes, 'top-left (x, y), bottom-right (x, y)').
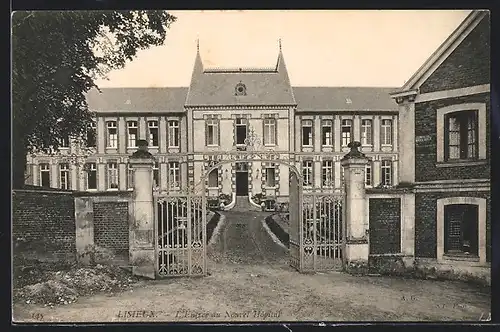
top-left (436, 102), bottom-right (487, 163)
top-left (436, 196), bottom-right (487, 264)
top-left (416, 84), bottom-right (490, 103)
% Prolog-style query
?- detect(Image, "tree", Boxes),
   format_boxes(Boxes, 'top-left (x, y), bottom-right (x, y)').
top-left (12, 10), bottom-right (176, 188)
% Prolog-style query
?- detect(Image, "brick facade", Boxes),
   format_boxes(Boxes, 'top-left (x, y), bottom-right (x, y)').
top-left (93, 201), bottom-right (130, 257)
top-left (414, 191), bottom-right (491, 262)
top-left (419, 16), bottom-right (490, 94)
top-left (414, 93), bottom-right (490, 182)
top-left (368, 198), bottom-right (401, 254)
top-left (12, 189), bottom-right (76, 261)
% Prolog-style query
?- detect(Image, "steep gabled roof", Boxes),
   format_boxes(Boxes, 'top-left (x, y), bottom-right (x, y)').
top-left (294, 87), bottom-right (398, 111)
top-left (184, 47), bottom-right (296, 107)
top-left (392, 10), bottom-right (487, 96)
top-left (86, 87), bottom-right (188, 113)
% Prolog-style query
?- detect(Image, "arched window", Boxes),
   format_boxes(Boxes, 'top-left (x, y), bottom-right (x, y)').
top-left (208, 169), bottom-right (218, 188)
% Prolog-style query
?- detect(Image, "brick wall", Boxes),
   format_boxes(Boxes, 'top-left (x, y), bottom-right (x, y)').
top-left (415, 191), bottom-right (490, 261)
top-left (93, 201), bottom-right (129, 257)
top-left (369, 198), bottom-right (401, 254)
top-left (419, 16), bottom-right (490, 94)
top-left (414, 93), bottom-right (490, 182)
top-left (12, 189), bottom-right (76, 262)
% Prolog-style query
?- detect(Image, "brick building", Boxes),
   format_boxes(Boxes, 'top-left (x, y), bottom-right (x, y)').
top-left (391, 10), bottom-right (490, 275)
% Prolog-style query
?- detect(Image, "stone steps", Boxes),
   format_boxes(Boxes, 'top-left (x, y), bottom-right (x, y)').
top-left (230, 196), bottom-right (260, 212)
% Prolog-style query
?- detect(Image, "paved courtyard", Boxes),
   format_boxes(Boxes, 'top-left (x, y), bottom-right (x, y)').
top-left (13, 210), bottom-right (490, 323)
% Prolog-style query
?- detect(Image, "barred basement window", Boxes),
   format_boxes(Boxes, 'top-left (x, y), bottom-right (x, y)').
top-left (445, 110), bottom-right (478, 161)
top-left (265, 167), bottom-right (276, 187)
top-left (302, 160), bottom-right (313, 187)
top-left (321, 160), bottom-right (333, 187)
top-left (235, 118), bottom-right (248, 145)
top-left (381, 160), bottom-right (392, 186)
top-left (86, 163), bottom-right (97, 190)
top-left (381, 119), bottom-right (393, 145)
top-left (361, 119), bottom-right (373, 146)
top-left (444, 204), bottom-right (478, 256)
top-left (59, 163), bottom-right (70, 190)
top-left (106, 121), bottom-right (118, 148)
top-left (148, 120), bottom-right (159, 147)
top-left (341, 119), bottom-right (352, 147)
top-left (168, 120), bottom-right (180, 148)
top-left (206, 119), bottom-right (219, 146)
top-left (153, 162), bottom-right (160, 188)
top-left (107, 162), bottom-right (119, 189)
top-left (208, 169), bottom-right (218, 188)
top-left (39, 163), bottom-right (50, 187)
top-left (127, 163), bottom-right (134, 189)
top-left (168, 161), bottom-right (180, 189)
top-left (86, 122), bottom-right (97, 147)
top-left (127, 121), bottom-right (138, 148)
top-left (302, 120), bottom-right (313, 147)
top-left (321, 120), bottom-right (333, 146)
top-left (263, 118), bottom-right (276, 146)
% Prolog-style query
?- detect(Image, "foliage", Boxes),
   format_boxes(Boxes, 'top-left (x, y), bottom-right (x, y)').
top-left (251, 193), bottom-right (265, 204)
top-left (12, 11), bottom-right (176, 188)
top-left (219, 193), bottom-right (232, 206)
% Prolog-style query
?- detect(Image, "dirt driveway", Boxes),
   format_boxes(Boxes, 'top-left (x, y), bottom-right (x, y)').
top-left (13, 211), bottom-right (491, 323)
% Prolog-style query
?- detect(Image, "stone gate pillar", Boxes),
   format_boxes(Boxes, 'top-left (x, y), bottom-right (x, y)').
top-left (341, 141), bottom-right (369, 270)
top-left (129, 139), bottom-right (156, 279)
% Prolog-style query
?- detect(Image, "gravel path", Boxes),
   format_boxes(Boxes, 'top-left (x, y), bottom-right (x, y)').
top-left (13, 210), bottom-right (491, 323)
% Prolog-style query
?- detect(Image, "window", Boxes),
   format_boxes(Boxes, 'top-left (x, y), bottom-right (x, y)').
top-left (153, 162), bottom-right (160, 188)
top-left (127, 121), bottom-right (138, 148)
top-left (235, 118), bottom-right (248, 145)
top-left (86, 163), bottom-right (97, 190)
top-left (263, 118), bottom-right (276, 145)
top-left (148, 120), bottom-right (159, 147)
top-left (59, 163), bottom-right (70, 189)
top-left (107, 162), bottom-right (119, 189)
top-left (341, 119), bottom-right (352, 146)
top-left (208, 169), bottom-right (218, 188)
top-left (59, 135), bottom-right (70, 148)
top-left (168, 161), bottom-right (180, 189)
top-left (39, 163), bottom-right (50, 187)
top-left (444, 204), bottom-right (478, 256)
top-left (127, 163), bottom-right (134, 189)
top-left (107, 121), bottom-right (118, 148)
top-left (381, 119), bottom-right (393, 145)
top-left (302, 120), bottom-right (313, 147)
top-left (381, 160), bottom-right (392, 186)
top-left (445, 111), bottom-right (478, 161)
top-left (321, 120), bottom-right (333, 146)
top-left (321, 160), bottom-right (334, 187)
top-left (302, 160), bottom-right (313, 186)
top-left (265, 167), bottom-right (276, 187)
top-left (365, 161), bottom-right (372, 187)
top-left (361, 119), bottom-right (373, 146)
top-left (206, 118), bottom-right (219, 146)
top-left (340, 166), bottom-right (345, 186)
top-left (168, 120), bottom-right (180, 148)
top-left (87, 122), bottom-right (96, 148)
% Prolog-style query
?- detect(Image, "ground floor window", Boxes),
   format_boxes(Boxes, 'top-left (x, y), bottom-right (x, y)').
top-left (208, 169), bottom-right (218, 188)
top-left (444, 204), bottom-right (479, 256)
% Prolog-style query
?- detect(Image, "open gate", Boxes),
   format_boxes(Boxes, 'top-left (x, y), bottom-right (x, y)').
top-left (289, 172), bottom-right (344, 272)
top-left (154, 192), bottom-right (207, 277)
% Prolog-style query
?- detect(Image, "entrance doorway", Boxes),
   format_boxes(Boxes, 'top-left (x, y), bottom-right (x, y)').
top-left (235, 162), bottom-right (249, 196)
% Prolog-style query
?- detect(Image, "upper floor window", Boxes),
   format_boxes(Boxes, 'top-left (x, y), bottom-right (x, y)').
top-left (321, 120), bottom-right (333, 146)
top-left (86, 122), bottom-right (96, 148)
top-left (153, 162), bottom-right (160, 188)
top-left (381, 160), bottom-right (392, 186)
top-left (302, 120), bottom-right (313, 147)
top-left (321, 160), bottom-right (334, 187)
top-left (445, 111), bottom-right (478, 161)
top-left (302, 160), bottom-right (313, 187)
top-left (235, 118), bottom-right (248, 145)
top-left (107, 162), bottom-right (119, 189)
top-left (59, 163), bottom-right (70, 190)
top-left (361, 119), bottom-right (373, 146)
top-left (444, 204), bottom-right (478, 256)
top-left (341, 119), bottom-right (352, 147)
top-left (168, 120), bottom-right (180, 148)
top-left (127, 163), bottom-right (134, 189)
top-left (263, 118), bottom-right (276, 146)
top-left (365, 161), bottom-right (372, 187)
top-left (208, 169), bottom-right (218, 188)
top-left (106, 121), bottom-right (118, 148)
top-left (39, 163), bottom-right (50, 187)
top-left (59, 135), bottom-right (70, 148)
top-left (168, 161), bottom-right (180, 189)
top-left (206, 118), bottom-right (219, 146)
top-left (265, 166), bottom-right (276, 187)
top-left (381, 119), bottom-right (393, 146)
top-left (127, 121), bottom-right (138, 148)
top-left (148, 120), bottom-right (159, 147)
top-left (86, 162), bottom-right (97, 190)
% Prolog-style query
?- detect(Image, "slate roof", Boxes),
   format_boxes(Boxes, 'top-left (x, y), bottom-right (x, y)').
top-left (293, 87), bottom-right (399, 111)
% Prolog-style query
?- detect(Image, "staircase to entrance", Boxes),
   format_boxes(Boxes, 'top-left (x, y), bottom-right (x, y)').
top-left (231, 196), bottom-right (260, 212)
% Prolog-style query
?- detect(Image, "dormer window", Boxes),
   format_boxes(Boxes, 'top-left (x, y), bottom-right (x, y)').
top-left (235, 82), bottom-right (247, 96)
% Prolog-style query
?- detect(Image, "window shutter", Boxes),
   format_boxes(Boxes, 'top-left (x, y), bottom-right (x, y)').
top-left (217, 119), bottom-right (220, 146)
top-left (205, 120), bottom-right (208, 146)
top-left (444, 114), bottom-right (449, 161)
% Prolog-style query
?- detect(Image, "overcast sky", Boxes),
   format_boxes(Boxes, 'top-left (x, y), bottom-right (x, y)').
top-left (95, 10), bottom-right (471, 88)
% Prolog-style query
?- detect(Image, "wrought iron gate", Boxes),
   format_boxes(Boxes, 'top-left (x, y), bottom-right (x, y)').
top-left (154, 192), bottom-right (207, 277)
top-left (289, 172), bottom-right (344, 272)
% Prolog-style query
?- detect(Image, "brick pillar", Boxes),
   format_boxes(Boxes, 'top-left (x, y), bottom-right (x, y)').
top-left (341, 141), bottom-right (369, 268)
top-left (129, 139), bottom-right (156, 279)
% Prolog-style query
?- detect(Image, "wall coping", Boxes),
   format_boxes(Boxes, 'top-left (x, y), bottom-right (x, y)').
top-left (73, 190), bottom-right (133, 198)
top-left (366, 187), bottom-right (414, 195)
